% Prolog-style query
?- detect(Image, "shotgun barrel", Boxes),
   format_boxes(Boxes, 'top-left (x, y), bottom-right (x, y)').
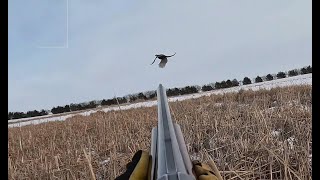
top-left (150, 84), bottom-right (195, 180)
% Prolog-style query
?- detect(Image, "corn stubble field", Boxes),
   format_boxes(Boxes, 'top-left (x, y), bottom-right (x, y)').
top-left (8, 85), bottom-right (312, 180)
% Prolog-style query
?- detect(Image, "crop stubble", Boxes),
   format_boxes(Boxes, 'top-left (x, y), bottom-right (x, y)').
top-left (8, 85), bottom-right (312, 180)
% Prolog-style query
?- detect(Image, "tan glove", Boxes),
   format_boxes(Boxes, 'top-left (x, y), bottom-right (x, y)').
top-left (115, 150), bottom-right (150, 180)
top-left (115, 150), bottom-right (221, 180)
top-left (192, 160), bottom-right (220, 180)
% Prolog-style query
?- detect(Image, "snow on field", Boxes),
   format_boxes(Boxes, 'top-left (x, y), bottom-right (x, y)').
top-left (271, 129), bottom-right (281, 137)
top-left (8, 74), bottom-right (312, 128)
top-left (8, 115), bottom-right (75, 128)
top-left (286, 137), bottom-right (295, 150)
top-left (99, 158), bottom-right (111, 165)
top-left (8, 113), bottom-right (54, 123)
top-left (161, 73), bottom-right (311, 102)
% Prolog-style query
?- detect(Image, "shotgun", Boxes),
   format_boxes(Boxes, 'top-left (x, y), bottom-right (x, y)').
top-left (149, 84), bottom-right (195, 180)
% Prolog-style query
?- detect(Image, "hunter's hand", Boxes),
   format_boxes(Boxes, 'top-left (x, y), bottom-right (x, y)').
top-left (115, 150), bottom-right (221, 180)
top-left (115, 150), bottom-right (150, 180)
top-left (192, 160), bottom-right (220, 180)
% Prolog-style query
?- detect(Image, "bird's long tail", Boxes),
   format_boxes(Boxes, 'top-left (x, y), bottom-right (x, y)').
top-left (150, 57), bottom-right (157, 65)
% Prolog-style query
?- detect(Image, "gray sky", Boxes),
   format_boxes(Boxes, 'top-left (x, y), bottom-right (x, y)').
top-left (9, 0), bottom-right (312, 112)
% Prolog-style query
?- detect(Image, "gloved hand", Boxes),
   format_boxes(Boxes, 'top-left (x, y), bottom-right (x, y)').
top-left (192, 160), bottom-right (220, 180)
top-left (115, 150), bottom-right (150, 180)
top-left (115, 151), bottom-right (220, 180)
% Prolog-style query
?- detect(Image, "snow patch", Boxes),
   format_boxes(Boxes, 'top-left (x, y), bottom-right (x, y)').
top-left (286, 137), bottom-right (295, 150)
top-left (271, 129), bottom-right (281, 137)
top-left (8, 114), bottom-right (75, 128)
top-left (99, 158), bottom-right (111, 165)
top-left (80, 110), bottom-right (97, 116)
top-left (309, 154), bottom-right (312, 163)
top-left (190, 153), bottom-right (201, 161)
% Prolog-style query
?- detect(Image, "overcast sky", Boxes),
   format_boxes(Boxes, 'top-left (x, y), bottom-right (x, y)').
top-left (9, 0), bottom-right (312, 112)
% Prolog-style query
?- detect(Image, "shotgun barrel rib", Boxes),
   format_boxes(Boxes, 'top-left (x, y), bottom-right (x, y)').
top-left (150, 84), bottom-right (195, 180)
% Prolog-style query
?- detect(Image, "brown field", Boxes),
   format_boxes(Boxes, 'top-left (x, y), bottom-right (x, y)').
top-left (8, 85), bottom-right (312, 180)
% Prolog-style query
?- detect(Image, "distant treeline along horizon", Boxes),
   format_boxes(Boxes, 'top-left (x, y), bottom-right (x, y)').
top-left (8, 65), bottom-right (312, 120)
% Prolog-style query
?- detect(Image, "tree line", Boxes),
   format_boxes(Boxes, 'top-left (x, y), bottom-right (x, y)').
top-left (200, 65), bottom-right (311, 92)
top-left (8, 65), bottom-right (311, 120)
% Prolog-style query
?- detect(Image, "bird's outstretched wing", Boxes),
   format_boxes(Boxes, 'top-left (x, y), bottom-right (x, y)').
top-left (150, 57), bottom-right (157, 65)
top-left (165, 52), bottom-right (176, 58)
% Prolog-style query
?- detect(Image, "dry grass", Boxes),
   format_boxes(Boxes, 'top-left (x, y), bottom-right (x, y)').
top-left (8, 85), bottom-right (312, 180)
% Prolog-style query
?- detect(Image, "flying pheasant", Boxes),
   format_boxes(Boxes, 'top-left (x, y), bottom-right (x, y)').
top-left (150, 52), bottom-right (176, 68)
